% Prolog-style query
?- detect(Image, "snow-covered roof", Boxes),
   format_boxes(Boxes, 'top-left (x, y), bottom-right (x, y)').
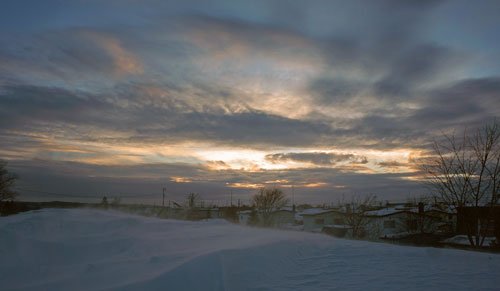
top-left (238, 210), bottom-right (253, 215)
top-left (445, 205), bottom-right (457, 214)
top-left (238, 208), bottom-right (295, 215)
top-left (323, 224), bottom-right (352, 229)
top-left (364, 208), bottom-right (405, 217)
top-left (394, 205), bottom-right (411, 211)
top-left (299, 208), bottom-right (338, 216)
top-left (407, 204), bottom-right (457, 214)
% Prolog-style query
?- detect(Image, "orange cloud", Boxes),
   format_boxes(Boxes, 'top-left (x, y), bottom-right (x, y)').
top-left (225, 182), bottom-right (264, 189)
top-left (171, 176), bottom-right (192, 183)
top-left (205, 160), bottom-right (232, 171)
top-left (83, 31), bottom-right (143, 76)
top-left (302, 182), bottom-right (329, 188)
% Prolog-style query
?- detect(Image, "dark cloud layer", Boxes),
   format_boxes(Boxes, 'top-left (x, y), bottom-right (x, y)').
top-left (2, 75), bottom-right (498, 152)
top-left (0, 83), bottom-right (333, 148)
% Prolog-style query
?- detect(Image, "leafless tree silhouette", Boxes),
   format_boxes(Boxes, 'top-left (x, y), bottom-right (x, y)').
top-left (252, 188), bottom-right (289, 226)
top-left (343, 194), bottom-right (377, 238)
top-left (0, 160), bottom-right (18, 214)
top-left (420, 120), bottom-right (500, 247)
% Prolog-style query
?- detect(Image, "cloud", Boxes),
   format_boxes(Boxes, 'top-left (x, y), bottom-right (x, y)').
top-left (2, 71), bottom-right (498, 168)
top-left (265, 152), bottom-right (368, 166)
top-left (0, 82), bottom-right (336, 164)
top-left (0, 29), bottom-right (144, 87)
top-left (0, 84), bottom-right (110, 130)
top-left (82, 31), bottom-right (143, 76)
top-left (303, 75), bottom-right (500, 150)
top-left (10, 158), bottom-right (425, 204)
top-left (373, 43), bottom-right (460, 97)
top-left (397, 77), bottom-right (500, 135)
top-left (378, 161), bottom-right (409, 169)
top-left (205, 160), bottom-right (232, 170)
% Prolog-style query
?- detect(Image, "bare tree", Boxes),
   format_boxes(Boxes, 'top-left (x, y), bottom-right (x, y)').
top-left (471, 122), bottom-right (500, 206)
top-left (0, 160), bottom-right (18, 202)
top-left (343, 194), bottom-right (377, 238)
top-left (421, 131), bottom-right (473, 208)
top-left (420, 120), bottom-right (500, 247)
top-left (186, 193), bottom-right (199, 208)
top-left (252, 188), bottom-right (289, 226)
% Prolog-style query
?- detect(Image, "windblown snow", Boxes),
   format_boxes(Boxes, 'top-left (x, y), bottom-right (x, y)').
top-left (1, 209), bottom-right (499, 290)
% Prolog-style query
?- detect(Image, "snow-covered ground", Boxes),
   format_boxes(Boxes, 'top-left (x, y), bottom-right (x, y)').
top-left (1, 209), bottom-right (499, 290)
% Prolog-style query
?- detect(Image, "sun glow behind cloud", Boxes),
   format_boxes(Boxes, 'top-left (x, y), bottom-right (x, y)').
top-left (196, 147), bottom-right (419, 173)
top-left (225, 181), bottom-right (332, 189)
top-left (2, 122), bottom-right (424, 191)
top-left (11, 134), bottom-right (421, 175)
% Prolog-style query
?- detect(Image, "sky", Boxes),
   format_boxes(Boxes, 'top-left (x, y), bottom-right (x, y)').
top-left (1, 0), bottom-right (499, 205)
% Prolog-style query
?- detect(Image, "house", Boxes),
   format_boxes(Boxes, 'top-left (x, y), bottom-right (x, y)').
top-left (362, 204), bottom-right (457, 241)
top-left (238, 208), bottom-right (296, 227)
top-left (408, 204), bottom-right (457, 234)
top-left (364, 207), bottom-right (409, 240)
top-left (238, 210), bottom-right (253, 225)
top-left (208, 208), bottom-right (222, 219)
top-left (268, 209), bottom-right (295, 227)
top-left (300, 208), bottom-right (346, 232)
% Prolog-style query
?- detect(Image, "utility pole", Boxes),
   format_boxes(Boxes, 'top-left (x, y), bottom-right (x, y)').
top-left (162, 187), bottom-right (166, 207)
top-left (230, 190), bottom-right (233, 207)
top-left (292, 186), bottom-right (295, 206)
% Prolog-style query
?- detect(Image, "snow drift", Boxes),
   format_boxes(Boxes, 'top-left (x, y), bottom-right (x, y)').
top-left (0, 208), bottom-right (499, 290)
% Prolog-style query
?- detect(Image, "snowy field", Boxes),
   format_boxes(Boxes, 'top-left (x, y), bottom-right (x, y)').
top-left (1, 209), bottom-right (499, 290)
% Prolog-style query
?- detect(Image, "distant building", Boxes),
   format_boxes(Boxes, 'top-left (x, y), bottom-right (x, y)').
top-left (238, 210), bottom-right (253, 225)
top-left (364, 207), bottom-right (409, 240)
top-left (238, 208), bottom-right (295, 227)
top-left (363, 204), bottom-right (457, 241)
top-left (300, 208), bottom-right (345, 232)
top-left (268, 209), bottom-right (295, 227)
